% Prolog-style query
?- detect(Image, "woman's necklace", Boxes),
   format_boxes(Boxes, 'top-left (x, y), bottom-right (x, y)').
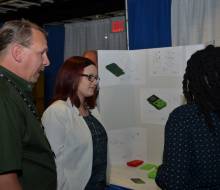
top-left (0, 73), bottom-right (40, 120)
top-left (79, 103), bottom-right (90, 116)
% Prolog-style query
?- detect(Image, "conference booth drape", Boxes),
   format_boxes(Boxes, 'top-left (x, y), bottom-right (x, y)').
top-left (127, 0), bottom-right (172, 49)
top-left (64, 16), bottom-right (127, 59)
top-left (44, 25), bottom-right (65, 106)
top-left (172, 0), bottom-right (220, 46)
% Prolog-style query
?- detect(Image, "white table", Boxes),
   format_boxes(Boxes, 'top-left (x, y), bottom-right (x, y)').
top-left (109, 165), bottom-right (161, 190)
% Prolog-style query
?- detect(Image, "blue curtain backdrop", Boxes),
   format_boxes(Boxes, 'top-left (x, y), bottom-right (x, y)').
top-left (127, 0), bottom-right (172, 49)
top-left (44, 25), bottom-right (64, 107)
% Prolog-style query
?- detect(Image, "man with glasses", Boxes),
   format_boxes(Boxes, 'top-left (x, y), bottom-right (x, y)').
top-left (0, 20), bottom-right (56, 190)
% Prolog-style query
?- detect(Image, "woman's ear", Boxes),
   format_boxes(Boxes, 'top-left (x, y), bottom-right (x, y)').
top-left (11, 43), bottom-right (24, 63)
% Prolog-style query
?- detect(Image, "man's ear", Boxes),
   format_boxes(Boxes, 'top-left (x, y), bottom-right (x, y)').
top-left (11, 43), bottom-right (24, 63)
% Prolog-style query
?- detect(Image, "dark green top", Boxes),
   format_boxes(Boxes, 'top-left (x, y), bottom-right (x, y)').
top-left (0, 66), bottom-right (57, 190)
top-left (83, 114), bottom-right (107, 190)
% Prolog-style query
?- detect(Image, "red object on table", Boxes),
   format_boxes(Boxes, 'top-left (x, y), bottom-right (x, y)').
top-left (127, 160), bottom-right (144, 167)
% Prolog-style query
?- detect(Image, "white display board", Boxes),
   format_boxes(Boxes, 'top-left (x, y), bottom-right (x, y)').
top-left (98, 44), bottom-right (205, 165)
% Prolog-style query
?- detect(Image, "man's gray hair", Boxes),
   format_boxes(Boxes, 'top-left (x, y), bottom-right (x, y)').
top-left (0, 19), bottom-right (47, 53)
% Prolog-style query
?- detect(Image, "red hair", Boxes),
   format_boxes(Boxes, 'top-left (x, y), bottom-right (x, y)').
top-left (51, 56), bottom-right (98, 109)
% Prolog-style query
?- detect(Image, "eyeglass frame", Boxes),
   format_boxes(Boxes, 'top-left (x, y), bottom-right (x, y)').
top-left (80, 74), bottom-right (100, 83)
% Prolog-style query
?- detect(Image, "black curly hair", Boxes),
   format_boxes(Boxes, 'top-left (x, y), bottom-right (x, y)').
top-left (183, 45), bottom-right (220, 127)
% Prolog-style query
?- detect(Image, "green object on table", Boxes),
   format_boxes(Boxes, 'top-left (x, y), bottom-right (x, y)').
top-left (148, 168), bottom-right (157, 179)
top-left (139, 163), bottom-right (158, 180)
top-left (140, 163), bottom-right (157, 171)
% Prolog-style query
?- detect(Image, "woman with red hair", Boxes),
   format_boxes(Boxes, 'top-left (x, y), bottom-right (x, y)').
top-left (42, 56), bottom-right (107, 190)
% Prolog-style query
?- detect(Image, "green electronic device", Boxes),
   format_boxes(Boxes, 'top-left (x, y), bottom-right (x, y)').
top-left (147, 95), bottom-right (167, 110)
top-left (105, 63), bottom-right (125, 77)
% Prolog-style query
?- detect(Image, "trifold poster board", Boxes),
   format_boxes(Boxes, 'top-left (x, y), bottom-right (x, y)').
top-left (97, 44), bottom-right (205, 166)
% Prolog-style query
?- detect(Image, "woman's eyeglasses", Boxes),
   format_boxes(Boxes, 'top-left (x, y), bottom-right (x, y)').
top-left (80, 74), bottom-right (100, 83)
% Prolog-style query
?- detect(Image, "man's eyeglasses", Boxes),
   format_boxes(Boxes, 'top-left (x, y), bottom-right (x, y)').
top-left (80, 74), bottom-right (100, 83)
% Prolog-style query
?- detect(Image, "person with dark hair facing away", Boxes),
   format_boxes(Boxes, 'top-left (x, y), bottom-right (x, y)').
top-left (42, 56), bottom-right (107, 190)
top-left (156, 45), bottom-right (220, 189)
top-left (0, 20), bottom-right (56, 190)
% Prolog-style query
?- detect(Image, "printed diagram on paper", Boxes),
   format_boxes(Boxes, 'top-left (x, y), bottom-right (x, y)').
top-left (148, 47), bottom-right (183, 77)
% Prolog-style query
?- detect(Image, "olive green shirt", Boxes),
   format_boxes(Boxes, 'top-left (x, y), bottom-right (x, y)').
top-left (0, 66), bottom-right (57, 190)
